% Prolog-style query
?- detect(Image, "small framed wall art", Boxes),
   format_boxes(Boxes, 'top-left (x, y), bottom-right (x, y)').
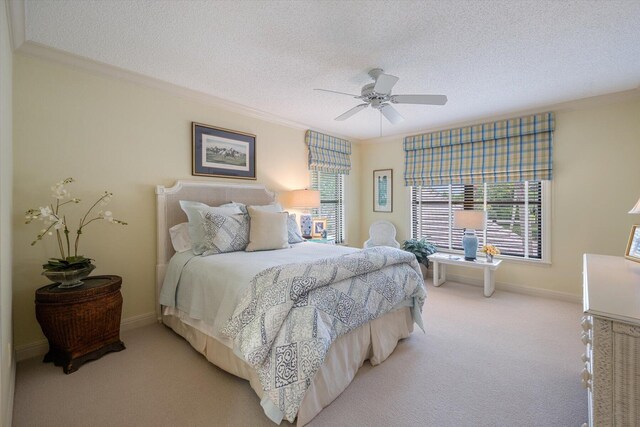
top-left (373, 169), bottom-right (393, 212)
top-left (311, 218), bottom-right (327, 238)
top-left (625, 225), bottom-right (640, 263)
top-left (192, 122), bottom-right (256, 179)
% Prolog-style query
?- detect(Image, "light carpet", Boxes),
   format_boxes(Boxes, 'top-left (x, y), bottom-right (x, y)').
top-left (12, 279), bottom-right (587, 426)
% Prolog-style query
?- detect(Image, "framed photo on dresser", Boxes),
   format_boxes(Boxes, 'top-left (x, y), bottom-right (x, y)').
top-left (625, 225), bottom-right (640, 262)
top-left (192, 122), bottom-right (256, 179)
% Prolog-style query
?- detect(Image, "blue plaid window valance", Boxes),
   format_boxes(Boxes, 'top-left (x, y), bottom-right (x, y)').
top-left (403, 112), bottom-right (554, 186)
top-left (305, 130), bottom-right (352, 175)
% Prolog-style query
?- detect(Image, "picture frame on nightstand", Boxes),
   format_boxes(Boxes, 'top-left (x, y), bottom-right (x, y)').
top-left (311, 218), bottom-right (327, 238)
top-left (625, 224), bottom-right (640, 262)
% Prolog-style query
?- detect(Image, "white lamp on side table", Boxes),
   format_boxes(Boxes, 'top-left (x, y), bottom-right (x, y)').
top-left (285, 189), bottom-right (320, 239)
top-left (453, 210), bottom-right (487, 261)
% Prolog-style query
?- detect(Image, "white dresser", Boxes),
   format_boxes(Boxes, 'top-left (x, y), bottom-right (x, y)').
top-left (582, 254), bottom-right (640, 427)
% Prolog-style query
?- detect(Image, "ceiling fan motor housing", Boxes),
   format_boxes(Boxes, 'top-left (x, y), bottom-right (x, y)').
top-left (361, 83), bottom-right (390, 108)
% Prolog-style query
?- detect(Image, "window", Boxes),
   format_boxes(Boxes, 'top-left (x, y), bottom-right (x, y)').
top-left (411, 181), bottom-right (547, 260)
top-left (311, 171), bottom-right (344, 243)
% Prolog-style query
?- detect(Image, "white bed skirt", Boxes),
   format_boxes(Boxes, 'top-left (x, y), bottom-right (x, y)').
top-left (162, 307), bottom-right (414, 426)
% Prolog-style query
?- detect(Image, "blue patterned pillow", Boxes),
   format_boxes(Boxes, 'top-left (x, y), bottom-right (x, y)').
top-left (179, 200), bottom-right (243, 255)
top-left (201, 212), bottom-right (249, 255)
top-left (287, 213), bottom-right (304, 244)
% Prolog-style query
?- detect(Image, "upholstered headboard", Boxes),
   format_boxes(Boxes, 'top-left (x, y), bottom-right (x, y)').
top-left (155, 180), bottom-right (276, 319)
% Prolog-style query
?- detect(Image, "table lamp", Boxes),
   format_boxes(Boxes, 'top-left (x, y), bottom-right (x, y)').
top-left (629, 197), bottom-right (640, 214)
top-left (454, 210), bottom-right (487, 261)
top-left (286, 189), bottom-right (320, 238)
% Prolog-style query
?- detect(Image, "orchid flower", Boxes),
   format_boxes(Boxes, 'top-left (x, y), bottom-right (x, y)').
top-left (25, 178), bottom-right (127, 262)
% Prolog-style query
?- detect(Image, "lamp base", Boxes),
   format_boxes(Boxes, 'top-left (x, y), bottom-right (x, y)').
top-left (462, 230), bottom-right (478, 261)
top-left (300, 214), bottom-right (313, 239)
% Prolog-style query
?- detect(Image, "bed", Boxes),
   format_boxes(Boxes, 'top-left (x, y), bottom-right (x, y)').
top-left (155, 180), bottom-right (426, 425)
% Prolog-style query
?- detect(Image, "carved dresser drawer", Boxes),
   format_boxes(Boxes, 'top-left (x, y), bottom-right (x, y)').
top-left (582, 254), bottom-right (640, 427)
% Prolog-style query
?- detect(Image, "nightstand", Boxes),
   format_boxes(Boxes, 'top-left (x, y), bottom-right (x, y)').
top-left (307, 238), bottom-right (335, 245)
top-left (35, 275), bottom-right (126, 373)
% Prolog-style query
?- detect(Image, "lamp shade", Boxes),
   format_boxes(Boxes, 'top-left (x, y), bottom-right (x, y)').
top-left (286, 189), bottom-right (320, 209)
top-left (454, 210), bottom-right (487, 230)
top-left (629, 197), bottom-right (640, 214)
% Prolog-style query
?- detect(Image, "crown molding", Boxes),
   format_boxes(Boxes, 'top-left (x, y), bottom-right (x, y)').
top-left (364, 87), bottom-right (640, 144)
top-left (16, 41), bottom-right (314, 130)
top-left (7, 0), bottom-right (25, 51)
top-left (13, 38), bottom-right (361, 143)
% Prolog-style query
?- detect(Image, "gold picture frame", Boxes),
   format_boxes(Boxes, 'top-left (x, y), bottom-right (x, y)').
top-left (625, 225), bottom-right (640, 263)
top-left (311, 218), bottom-right (327, 238)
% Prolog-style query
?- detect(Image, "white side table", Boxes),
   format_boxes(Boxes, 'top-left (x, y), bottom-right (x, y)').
top-left (427, 253), bottom-right (502, 297)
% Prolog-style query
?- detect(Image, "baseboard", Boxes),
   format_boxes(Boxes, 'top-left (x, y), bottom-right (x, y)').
top-left (3, 356), bottom-right (15, 427)
top-left (120, 311), bottom-right (157, 332)
top-left (440, 272), bottom-right (581, 304)
top-left (15, 311), bottom-right (157, 362)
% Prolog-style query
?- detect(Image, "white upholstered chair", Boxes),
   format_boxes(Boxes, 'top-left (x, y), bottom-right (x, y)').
top-left (363, 220), bottom-right (400, 248)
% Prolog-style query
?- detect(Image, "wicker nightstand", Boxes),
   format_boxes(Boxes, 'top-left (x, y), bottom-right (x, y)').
top-left (35, 275), bottom-right (126, 373)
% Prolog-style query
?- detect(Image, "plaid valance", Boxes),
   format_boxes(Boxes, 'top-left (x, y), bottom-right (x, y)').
top-left (404, 112), bottom-right (554, 186)
top-left (305, 130), bottom-right (352, 175)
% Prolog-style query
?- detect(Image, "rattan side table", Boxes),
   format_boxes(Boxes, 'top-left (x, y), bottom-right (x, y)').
top-left (35, 275), bottom-right (126, 374)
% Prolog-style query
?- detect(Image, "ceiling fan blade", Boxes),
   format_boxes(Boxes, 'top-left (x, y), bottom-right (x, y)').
top-left (314, 88), bottom-right (362, 98)
top-left (335, 103), bottom-right (369, 121)
top-left (390, 94), bottom-right (448, 105)
top-left (379, 104), bottom-right (404, 124)
top-left (373, 73), bottom-right (399, 94)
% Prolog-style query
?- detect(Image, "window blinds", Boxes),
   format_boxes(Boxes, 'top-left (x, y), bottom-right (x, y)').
top-left (311, 170), bottom-right (344, 244)
top-left (411, 182), bottom-right (543, 259)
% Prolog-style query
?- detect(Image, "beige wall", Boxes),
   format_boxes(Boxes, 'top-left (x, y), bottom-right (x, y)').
top-left (359, 96), bottom-right (640, 297)
top-left (12, 54), bottom-right (361, 348)
top-left (12, 47), bottom-right (639, 351)
top-left (1, 2), bottom-right (14, 425)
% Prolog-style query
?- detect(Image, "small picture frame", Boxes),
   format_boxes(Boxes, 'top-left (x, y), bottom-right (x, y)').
top-left (625, 225), bottom-right (640, 263)
top-left (311, 218), bottom-right (327, 238)
top-left (373, 169), bottom-right (393, 212)
top-left (192, 122), bottom-right (256, 179)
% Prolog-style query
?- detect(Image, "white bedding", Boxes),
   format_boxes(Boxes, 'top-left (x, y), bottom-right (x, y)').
top-left (159, 242), bottom-right (358, 339)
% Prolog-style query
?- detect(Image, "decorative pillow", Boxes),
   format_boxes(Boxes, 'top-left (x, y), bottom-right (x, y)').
top-left (220, 201), bottom-right (247, 213)
top-left (286, 213), bottom-right (304, 244)
top-left (248, 202), bottom-right (283, 213)
top-left (201, 212), bottom-right (250, 255)
top-left (245, 207), bottom-right (289, 252)
top-left (169, 222), bottom-right (192, 253)
top-left (179, 200), bottom-right (243, 254)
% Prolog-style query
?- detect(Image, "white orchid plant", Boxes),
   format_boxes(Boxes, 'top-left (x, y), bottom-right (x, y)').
top-left (25, 178), bottom-right (127, 271)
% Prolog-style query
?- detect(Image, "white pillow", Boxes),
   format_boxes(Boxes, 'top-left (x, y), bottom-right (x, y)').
top-left (179, 200), bottom-right (243, 254)
top-left (248, 202), bottom-right (283, 213)
top-left (169, 222), bottom-right (192, 253)
top-left (220, 201), bottom-right (246, 211)
top-left (245, 207), bottom-right (289, 252)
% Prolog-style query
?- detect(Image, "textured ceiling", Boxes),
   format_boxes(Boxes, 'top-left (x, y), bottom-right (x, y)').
top-left (21, 0), bottom-right (640, 140)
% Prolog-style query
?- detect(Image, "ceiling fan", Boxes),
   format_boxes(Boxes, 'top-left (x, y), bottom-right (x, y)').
top-left (315, 68), bottom-right (447, 124)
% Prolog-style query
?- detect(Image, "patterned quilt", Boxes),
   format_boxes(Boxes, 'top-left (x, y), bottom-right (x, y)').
top-left (222, 246), bottom-right (426, 423)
